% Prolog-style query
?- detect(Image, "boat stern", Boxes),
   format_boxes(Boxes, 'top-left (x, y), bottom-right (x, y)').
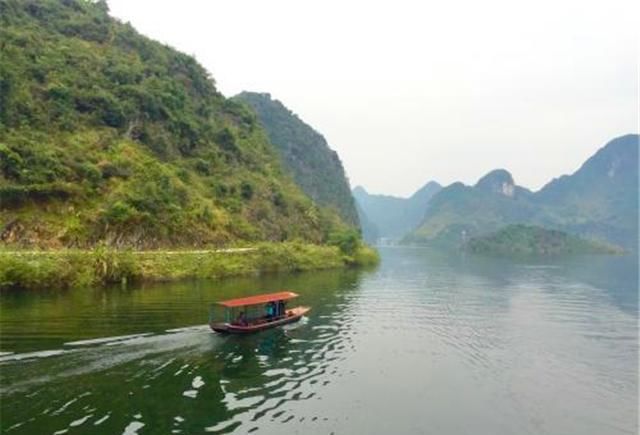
top-left (210, 322), bottom-right (230, 333)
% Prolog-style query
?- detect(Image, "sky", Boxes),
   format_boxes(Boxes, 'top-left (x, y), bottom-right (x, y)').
top-left (108, 0), bottom-right (638, 197)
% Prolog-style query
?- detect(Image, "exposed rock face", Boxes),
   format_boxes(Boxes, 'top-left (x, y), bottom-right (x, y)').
top-left (475, 169), bottom-right (516, 197)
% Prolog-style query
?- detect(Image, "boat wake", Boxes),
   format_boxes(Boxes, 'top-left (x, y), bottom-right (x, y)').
top-left (0, 325), bottom-right (216, 394)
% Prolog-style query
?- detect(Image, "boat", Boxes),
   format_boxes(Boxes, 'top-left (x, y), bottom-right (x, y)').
top-left (209, 291), bottom-right (310, 334)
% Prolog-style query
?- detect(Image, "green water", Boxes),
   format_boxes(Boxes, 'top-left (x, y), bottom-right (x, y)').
top-left (0, 248), bottom-right (637, 434)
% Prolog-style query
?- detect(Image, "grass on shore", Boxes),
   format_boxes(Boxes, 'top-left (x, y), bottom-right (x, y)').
top-left (0, 243), bottom-right (379, 291)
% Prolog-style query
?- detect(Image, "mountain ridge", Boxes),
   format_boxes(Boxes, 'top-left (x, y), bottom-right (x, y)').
top-left (405, 134), bottom-right (639, 249)
top-left (233, 91), bottom-right (359, 228)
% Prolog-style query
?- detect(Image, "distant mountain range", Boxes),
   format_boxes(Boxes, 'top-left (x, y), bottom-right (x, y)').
top-left (235, 92), bottom-right (359, 229)
top-left (405, 134), bottom-right (638, 250)
top-left (353, 181), bottom-right (442, 241)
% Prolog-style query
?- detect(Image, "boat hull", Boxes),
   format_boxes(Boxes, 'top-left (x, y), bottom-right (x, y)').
top-left (210, 306), bottom-right (310, 334)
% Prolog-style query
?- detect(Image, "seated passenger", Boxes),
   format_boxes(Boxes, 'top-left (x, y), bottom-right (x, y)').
top-left (266, 302), bottom-right (275, 319)
top-left (235, 311), bottom-right (248, 326)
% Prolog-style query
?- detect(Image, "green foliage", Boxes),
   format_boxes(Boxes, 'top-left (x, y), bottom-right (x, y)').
top-left (240, 181), bottom-right (254, 200)
top-left (467, 224), bottom-right (624, 256)
top-left (0, 243), bottom-right (372, 290)
top-left (0, 248), bottom-right (138, 290)
top-left (403, 181), bottom-right (538, 247)
top-left (329, 229), bottom-right (361, 256)
top-left (0, 182), bottom-right (80, 207)
top-left (0, 0), bottom-right (227, 151)
top-left (234, 92), bottom-right (360, 228)
top-left (0, 254), bottom-right (76, 290)
top-left (535, 135), bottom-right (639, 249)
top-left (325, 229), bottom-right (379, 266)
top-left (0, 143), bottom-right (23, 177)
top-left (350, 244), bottom-right (380, 267)
top-left (91, 244), bottom-right (137, 284)
top-left (0, 0), bottom-right (351, 249)
top-left (103, 201), bottom-right (138, 225)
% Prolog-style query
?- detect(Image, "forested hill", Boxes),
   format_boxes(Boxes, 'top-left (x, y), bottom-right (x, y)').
top-left (0, 0), bottom-right (349, 248)
top-left (468, 224), bottom-right (623, 256)
top-left (234, 92), bottom-right (359, 228)
top-left (535, 134), bottom-right (638, 246)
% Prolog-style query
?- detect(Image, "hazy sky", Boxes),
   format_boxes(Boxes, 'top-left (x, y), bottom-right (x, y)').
top-left (108, 0), bottom-right (638, 197)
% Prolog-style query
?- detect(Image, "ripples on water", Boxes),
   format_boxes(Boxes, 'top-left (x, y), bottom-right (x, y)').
top-left (1, 320), bottom-right (357, 434)
top-left (0, 248), bottom-right (637, 434)
top-left (1, 271), bottom-right (363, 434)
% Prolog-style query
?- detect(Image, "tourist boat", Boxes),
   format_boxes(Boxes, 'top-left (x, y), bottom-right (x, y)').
top-left (209, 291), bottom-right (310, 334)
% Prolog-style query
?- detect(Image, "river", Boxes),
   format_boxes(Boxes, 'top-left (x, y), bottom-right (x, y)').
top-left (0, 247), bottom-right (637, 434)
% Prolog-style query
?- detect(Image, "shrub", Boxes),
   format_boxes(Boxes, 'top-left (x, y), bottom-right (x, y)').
top-left (194, 158), bottom-right (211, 175)
top-left (0, 182), bottom-right (79, 208)
top-left (91, 246), bottom-right (138, 284)
top-left (216, 127), bottom-right (239, 154)
top-left (77, 162), bottom-right (102, 185)
top-left (0, 143), bottom-right (24, 179)
top-left (99, 161), bottom-right (132, 179)
top-left (329, 229), bottom-right (361, 256)
top-left (103, 201), bottom-right (138, 224)
top-left (75, 89), bottom-right (126, 128)
top-left (240, 181), bottom-right (254, 200)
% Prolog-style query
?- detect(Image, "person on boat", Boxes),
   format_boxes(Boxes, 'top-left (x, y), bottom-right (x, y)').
top-left (265, 302), bottom-right (275, 319)
top-left (236, 311), bottom-right (248, 326)
top-left (278, 300), bottom-right (286, 317)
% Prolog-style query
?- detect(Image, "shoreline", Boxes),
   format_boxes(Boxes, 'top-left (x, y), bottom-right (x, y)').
top-left (0, 243), bottom-right (379, 291)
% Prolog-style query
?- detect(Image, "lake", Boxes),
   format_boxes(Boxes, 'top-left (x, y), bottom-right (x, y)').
top-left (1, 247), bottom-right (637, 434)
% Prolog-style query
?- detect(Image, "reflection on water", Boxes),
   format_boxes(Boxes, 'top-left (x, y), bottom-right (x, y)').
top-left (0, 248), bottom-right (637, 434)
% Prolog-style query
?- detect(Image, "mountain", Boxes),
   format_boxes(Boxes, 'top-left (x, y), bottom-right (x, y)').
top-left (475, 169), bottom-right (533, 198)
top-left (404, 175), bottom-right (539, 246)
top-left (352, 181), bottom-right (442, 240)
top-left (0, 0), bottom-right (348, 248)
top-left (354, 200), bottom-right (379, 244)
top-left (411, 181), bottom-right (444, 208)
top-left (234, 92), bottom-right (359, 228)
top-left (535, 134), bottom-right (638, 247)
top-left (405, 135), bottom-right (639, 249)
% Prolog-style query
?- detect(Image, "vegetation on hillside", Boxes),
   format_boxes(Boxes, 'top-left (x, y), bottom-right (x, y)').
top-left (0, 0), bottom-right (351, 249)
top-left (535, 134), bottom-right (639, 247)
top-left (467, 224), bottom-right (623, 256)
top-left (234, 92), bottom-right (360, 228)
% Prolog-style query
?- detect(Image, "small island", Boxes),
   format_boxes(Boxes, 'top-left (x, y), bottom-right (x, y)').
top-left (467, 224), bottom-right (624, 256)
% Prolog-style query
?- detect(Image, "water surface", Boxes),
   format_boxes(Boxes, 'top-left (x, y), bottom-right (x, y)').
top-left (1, 248), bottom-right (637, 434)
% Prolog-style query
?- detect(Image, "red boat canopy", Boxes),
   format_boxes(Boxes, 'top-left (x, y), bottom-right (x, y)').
top-left (217, 291), bottom-right (299, 308)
